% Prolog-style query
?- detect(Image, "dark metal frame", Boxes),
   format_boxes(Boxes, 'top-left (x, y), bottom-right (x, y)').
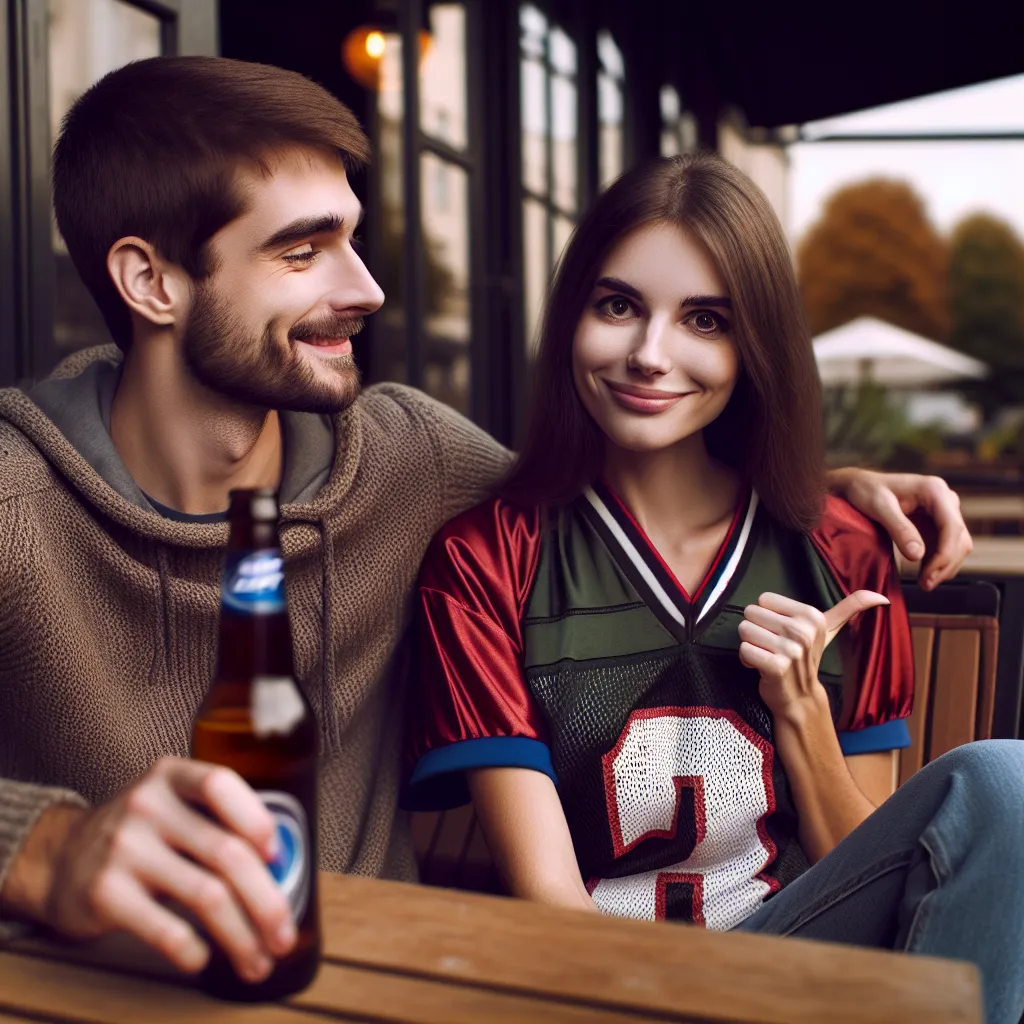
top-left (0, 0), bottom-right (182, 387)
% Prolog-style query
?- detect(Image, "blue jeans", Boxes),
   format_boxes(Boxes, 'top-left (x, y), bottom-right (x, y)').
top-left (734, 740), bottom-right (1024, 1024)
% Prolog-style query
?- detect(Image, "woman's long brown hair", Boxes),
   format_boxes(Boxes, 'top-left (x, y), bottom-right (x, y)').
top-left (501, 153), bottom-right (825, 532)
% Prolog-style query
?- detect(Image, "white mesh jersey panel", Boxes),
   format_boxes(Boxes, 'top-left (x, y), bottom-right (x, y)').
top-left (591, 710), bottom-right (775, 930)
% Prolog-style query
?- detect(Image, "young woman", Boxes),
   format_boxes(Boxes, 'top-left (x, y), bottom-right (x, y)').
top-left (403, 154), bottom-right (1024, 1023)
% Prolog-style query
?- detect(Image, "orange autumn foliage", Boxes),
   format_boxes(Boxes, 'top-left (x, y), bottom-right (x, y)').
top-left (797, 179), bottom-right (949, 342)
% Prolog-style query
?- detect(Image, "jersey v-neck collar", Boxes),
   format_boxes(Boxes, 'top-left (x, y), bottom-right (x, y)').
top-left (582, 480), bottom-right (760, 638)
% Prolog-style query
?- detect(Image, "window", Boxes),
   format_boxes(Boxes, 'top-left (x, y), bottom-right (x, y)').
top-left (597, 30), bottom-right (624, 189)
top-left (48, 0), bottom-right (162, 355)
top-left (1, 0), bottom-right (216, 386)
top-left (520, 3), bottom-right (578, 355)
top-left (370, 2), bottom-right (475, 416)
top-left (660, 84), bottom-right (697, 157)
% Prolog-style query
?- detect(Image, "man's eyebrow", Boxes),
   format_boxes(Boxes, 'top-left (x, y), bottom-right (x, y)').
top-left (253, 209), bottom-right (363, 254)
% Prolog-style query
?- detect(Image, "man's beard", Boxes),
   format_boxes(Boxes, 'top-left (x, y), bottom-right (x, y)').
top-left (182, 282), bottom-right (363, 414)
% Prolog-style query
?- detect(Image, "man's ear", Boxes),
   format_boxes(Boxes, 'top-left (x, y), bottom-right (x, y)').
top-left (106, 236), bottom-right (190, 329)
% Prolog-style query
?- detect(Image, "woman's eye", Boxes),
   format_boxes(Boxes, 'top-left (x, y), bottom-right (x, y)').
top-left (689, 310), bottom-right (728, 335)
top-left (600, 296), bottom-right (636, 319)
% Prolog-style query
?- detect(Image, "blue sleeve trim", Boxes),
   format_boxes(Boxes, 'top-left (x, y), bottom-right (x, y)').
top-left (401, 736), bottom-right (557, 812)
top-left (838, 718), bottom-right (911, 755)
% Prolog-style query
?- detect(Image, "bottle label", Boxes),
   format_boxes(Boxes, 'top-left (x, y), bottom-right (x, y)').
top-left (259, 790), bottom-right (311, 923)
top-left (251, 676), bottom-right (306, 739)
top-left (222, 549), bottom-right (285, 615)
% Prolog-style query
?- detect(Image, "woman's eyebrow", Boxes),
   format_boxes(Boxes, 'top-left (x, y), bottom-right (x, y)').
top-left (682, 294), bottom-right (732, 309)
top-left (595, 276), bottom-right (643, 300)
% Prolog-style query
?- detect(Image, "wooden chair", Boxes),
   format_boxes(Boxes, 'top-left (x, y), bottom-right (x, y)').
top-left (411, 802), bottom-right (502, 894)
top-left (898, 580), bottom-right (1000, 788)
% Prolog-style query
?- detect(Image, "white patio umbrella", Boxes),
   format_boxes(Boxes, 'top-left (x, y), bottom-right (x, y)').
top-left (812, 317), bottom-right (988, 388)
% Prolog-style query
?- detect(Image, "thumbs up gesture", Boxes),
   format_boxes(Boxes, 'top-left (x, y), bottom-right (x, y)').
top-left (738, 591), bottom-right (890, 719)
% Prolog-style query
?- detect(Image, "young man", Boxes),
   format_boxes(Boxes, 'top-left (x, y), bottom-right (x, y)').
top-left (0, 57), bottom-right (972, 987)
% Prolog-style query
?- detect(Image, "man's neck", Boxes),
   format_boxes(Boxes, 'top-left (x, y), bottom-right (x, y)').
top-left (110, 341), bottom-right (283, 515)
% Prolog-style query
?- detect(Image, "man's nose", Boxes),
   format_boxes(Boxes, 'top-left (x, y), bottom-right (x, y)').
top-left (329, 250), bottom-right (384, 315)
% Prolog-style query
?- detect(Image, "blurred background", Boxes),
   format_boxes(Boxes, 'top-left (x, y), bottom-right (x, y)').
top-left (3, 0), bottom-right (1024, 530)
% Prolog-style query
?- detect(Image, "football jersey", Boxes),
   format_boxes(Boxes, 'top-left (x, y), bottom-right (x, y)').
top-left (403, 485), bottom-right (914, 930)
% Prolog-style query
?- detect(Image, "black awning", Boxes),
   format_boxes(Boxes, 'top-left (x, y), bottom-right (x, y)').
top-left (690, 0), bottom-right (1024, 129)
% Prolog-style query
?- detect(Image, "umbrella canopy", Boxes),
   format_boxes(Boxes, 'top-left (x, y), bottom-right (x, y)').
top-left (812, 317), bottom-right (988, 388)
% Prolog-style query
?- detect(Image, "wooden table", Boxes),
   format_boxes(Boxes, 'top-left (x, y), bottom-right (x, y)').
top-left (0, 872), bottom-right (981, 1023)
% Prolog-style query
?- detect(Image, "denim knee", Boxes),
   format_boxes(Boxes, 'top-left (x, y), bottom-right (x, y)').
top-left (921, 739), bottom-right (1024, 853)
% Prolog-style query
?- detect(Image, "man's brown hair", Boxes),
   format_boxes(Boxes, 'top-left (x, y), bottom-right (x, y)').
top-left (52, 56), bottom-right (371, 351)
top-left (503, 153), bottom-right (825, 532)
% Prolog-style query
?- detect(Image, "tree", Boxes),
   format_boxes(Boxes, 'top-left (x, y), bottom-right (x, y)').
top-left (797, 179), bottom-right (949, 341)
top-left (948, 213), bottom-right (1024, 417)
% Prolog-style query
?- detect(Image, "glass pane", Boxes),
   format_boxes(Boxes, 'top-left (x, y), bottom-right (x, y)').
top-left (521, 56), bottom-right (548, 195)
top-left (522, 198), bottom-right (548, 357)
top-left (597, 31), bottom-right (624, 79)
top-left (660, 84), bottom-right (681, 125)
top-left (549, 27), bottom-right (577, 75)
top-left (553, 215), bottom-right (574, 270)
top-left (373, 32), bottom-right (408, 381)
top-left (519, 3), bottom-right (547, 58)
top-left (421, 153), bottom-right (470, 414)
top-left (420, 3), bottom-right (467, 150)
top-left (679, 111), bottom-right (698, 153)
top-left (48, 0), bottom-right (160, 352)
top-left (551, 74), bottom-right (577, 212)
top-left (598, 72), bottom-right (623, 188)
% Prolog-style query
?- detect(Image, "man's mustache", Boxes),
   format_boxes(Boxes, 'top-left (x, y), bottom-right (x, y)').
top-left (289, 314), bottom-right (365, 342)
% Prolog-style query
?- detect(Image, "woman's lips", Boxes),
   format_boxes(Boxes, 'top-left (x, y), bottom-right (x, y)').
top-left (603, 379), bottom-right (691, 414)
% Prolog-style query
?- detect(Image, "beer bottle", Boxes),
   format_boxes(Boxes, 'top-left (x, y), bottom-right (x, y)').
top-left (191, 488), bottom-right (320, 1001)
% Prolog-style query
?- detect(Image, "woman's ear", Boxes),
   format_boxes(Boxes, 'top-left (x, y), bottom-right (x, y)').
top-left (106, 236), bottom-right (190, 330)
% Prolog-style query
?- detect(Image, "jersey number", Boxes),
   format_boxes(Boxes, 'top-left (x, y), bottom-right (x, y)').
top-left (590, 706), bottom-right (778, 930)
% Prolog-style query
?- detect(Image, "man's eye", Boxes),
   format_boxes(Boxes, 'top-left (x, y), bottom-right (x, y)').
top-left (283, 246), bottom-right (318, 264)
top-left (350, 234), bottom-right (364, 253)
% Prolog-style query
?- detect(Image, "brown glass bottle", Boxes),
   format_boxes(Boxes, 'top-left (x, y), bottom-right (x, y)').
top-left (191, 488), bottom-right (320, 1002)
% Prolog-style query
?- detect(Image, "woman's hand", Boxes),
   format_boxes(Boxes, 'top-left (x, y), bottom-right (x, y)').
top-left (738, 591), bottom-right (890, 721)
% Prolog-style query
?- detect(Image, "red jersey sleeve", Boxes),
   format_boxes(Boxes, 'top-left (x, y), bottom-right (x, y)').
top-left (403, 497), bottom-right (549, 810)
top-left (810, 496), bottom-right (915, 740)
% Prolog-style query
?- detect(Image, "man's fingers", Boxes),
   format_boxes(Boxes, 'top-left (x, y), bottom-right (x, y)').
top-left (917, 486), bottom-right (973, 590)
top-left (157, 758), bottom-right (278, 861)
top-left (823, 590), bottom-right (889, 646)
top-left (870, 488), bottom-right (927, 563)
top-left (93, 871), bottom-right (209, 975)
top-left (135, 842), bottom-right (274, 983)
top-left (154, 792), bottom-right (296, 959)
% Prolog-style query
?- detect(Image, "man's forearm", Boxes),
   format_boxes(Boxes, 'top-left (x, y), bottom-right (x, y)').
top-left (773, 691), bottom-right (876, 864)
top-left (1, 803), bottom-right (85, 925)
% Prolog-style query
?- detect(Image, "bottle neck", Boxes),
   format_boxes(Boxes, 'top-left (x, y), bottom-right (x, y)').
top-left (216, 543), bottom-right (296, 682)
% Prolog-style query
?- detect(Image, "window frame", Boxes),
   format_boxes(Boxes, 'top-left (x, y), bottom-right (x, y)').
top-left (0, 0), bottom-right (216, 387)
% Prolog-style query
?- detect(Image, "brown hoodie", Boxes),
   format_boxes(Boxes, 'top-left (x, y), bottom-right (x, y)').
top-left (0, 345), bottom-right (512, 926)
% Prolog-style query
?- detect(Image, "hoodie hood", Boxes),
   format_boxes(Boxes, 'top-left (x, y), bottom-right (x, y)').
top-left (28, 346), bottom-right (335, 512)
top-left (0, 345), bottom-right (352, 552)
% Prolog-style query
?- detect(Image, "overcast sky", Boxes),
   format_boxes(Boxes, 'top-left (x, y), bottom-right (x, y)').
top-left (786, 74), bottom-right (1024, 244)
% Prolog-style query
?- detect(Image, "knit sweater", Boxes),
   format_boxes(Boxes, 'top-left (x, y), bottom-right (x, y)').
top-left (0, 345), bottom-right (512, 928)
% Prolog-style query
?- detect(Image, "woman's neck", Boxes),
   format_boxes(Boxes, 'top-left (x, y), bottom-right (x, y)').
top-left (602, 435), bottom-right (742, 595)
top-left (604, 434), bottom-right (740, 534)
